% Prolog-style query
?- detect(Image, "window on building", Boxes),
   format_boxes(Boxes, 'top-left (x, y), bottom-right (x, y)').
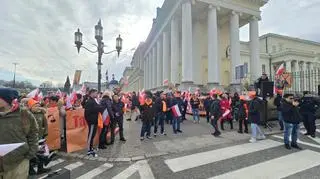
top-left (279, 43), bottom-right (283, 52)
top-left (272, 45), bottom-right (276, 53)
top-left (262, 64), bottom-right (266, 73)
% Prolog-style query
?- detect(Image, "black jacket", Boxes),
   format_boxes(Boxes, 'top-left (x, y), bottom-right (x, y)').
top-left (131, 95), bottom-right (139, 109)
top-left (274, 95), bottom-right (282, 111)
top-left (190, 98), bottom-right (200, 109)
top-left (112, 101), bottom-right (125, 119)
top-left (204, 97), bottom-right (212, 111)
top-left (300, 96), bottom-right (318, 114)
top-left (172, 97), bottom-right (184, 114)
top-left (140, 100), bottom-right (155, 122)
top-left (154, 97), bottom-right (163, 114)
top-left (84, 97), bottom-right (103, 125)
top-left (210, 99), bottom-right (221, 117)
top-left (100, 96), bottom-right (114, 120)
top-left (281, 99), bottom-right (302, 124)
top-left (248, 97), bottom-right (262, 124)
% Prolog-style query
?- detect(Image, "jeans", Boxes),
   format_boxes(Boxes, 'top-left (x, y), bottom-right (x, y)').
top-left (99, 125), bottom-right (108, 146)
top-left (140, 120), bottom-right (151, 137)
top-left (277, 111), bottom-right (284, 130)
top-left (172, 116), bottom-right (181, 133)
top-left (302, 113), bottom-right (316, 135)
top-left (192, 108), bottom-right (200, 122)
top-left (110, 117), bottom-right (124, 142)
top-left (284, 122), bottom-right (300, 145)
top-left (154, 113), bottom-right (165, 134)
top-left (251, 123), bottom-right (264, 139)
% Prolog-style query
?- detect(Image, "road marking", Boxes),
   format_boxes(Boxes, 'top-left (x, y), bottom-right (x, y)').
top-left (76, 163), bottom-right (113, 179)
top-left (45, 159), bottom-right (65, 168)
top-left (273, 135), bottom-right (320, 149)
top-left (112, 160), bottom-right (155, 179)
top-left (164, 139), bottom-right (282, 173)
top-left (209, 150), bottom-right (320, 179)
top-left (64, 161), bottom-right (84, 171)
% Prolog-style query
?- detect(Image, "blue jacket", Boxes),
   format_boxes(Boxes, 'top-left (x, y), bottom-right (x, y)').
top-left (112, 101), bottom-right (125, 119)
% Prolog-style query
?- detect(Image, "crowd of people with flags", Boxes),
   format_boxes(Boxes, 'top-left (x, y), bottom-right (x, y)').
top-left (1, 69), bottom-right (320, 178)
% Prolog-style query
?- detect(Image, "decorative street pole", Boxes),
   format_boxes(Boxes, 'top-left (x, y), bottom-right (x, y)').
top-left (74, 19), bottom-right (123, 92)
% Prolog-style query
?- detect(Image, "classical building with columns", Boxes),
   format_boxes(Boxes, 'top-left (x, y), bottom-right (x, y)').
top-left (123, 0), bottom-right (320, 93)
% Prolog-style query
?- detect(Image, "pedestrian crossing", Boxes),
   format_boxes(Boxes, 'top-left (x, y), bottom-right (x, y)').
top-left (38, 131), bottom-right (320, 179)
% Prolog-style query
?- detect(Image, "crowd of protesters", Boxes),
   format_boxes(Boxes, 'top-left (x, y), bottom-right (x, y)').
top-left (1, 84), bottom-right (319, 178)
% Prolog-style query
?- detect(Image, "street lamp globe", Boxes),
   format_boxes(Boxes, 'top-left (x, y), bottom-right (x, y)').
top-left (74, 28), bottom-right (83, 53)
top-left (116, 34), bottom-right (123, 57)
top-left (95, 19), bottom-right (103, 41)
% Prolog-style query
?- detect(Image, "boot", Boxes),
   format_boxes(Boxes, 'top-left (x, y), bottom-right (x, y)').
top-left (230, 120), bottom-right (234, 130)
top-left (220, 121), bottom-right (225, 131)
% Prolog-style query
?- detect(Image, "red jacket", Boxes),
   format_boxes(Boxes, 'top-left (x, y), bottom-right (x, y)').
top-left (220, 98), bottom-right (232, 119)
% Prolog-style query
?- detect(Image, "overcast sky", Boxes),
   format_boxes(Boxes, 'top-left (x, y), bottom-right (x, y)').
top-left (0, 0), bottom-right (319, 86)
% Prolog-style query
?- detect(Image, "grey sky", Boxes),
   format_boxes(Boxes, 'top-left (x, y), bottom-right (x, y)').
top-left (0, 0), bottom-right (319, 86)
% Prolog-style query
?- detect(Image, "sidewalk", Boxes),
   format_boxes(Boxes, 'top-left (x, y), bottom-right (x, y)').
top-left (58, 115), bottom-right (284, 162)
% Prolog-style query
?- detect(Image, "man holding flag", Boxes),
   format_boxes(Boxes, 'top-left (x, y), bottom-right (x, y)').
top-left (171, 90), bottom-right (184, 134)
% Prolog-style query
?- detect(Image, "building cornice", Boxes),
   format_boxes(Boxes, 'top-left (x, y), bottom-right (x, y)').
top-left (260, 33), bottom-right (320, 47)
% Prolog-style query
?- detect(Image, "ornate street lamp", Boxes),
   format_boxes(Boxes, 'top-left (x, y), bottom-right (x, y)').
top-left (74, 28), bottom-right (83, 53)
top-left (74, 19), bottom-right (123, 92)
top-left (116, 35), bottom-right (122, 57)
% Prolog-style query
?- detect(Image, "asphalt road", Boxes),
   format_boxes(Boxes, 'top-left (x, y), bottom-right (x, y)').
top-left (35, 119), bottom-right (320, 179)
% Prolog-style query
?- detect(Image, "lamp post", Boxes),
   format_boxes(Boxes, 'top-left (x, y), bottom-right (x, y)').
top-left (74, 19), bottom-right (123, 92)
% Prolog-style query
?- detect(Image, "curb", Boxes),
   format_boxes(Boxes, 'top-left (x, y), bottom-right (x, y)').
top-left (57, 151), bottom-right (169, 163)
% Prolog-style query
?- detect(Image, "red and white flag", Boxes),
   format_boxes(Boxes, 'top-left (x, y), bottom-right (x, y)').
top-left (56, 89), bottom-right (62, 98)
top-left (171, 104), bottom-right (182, 117)
top-left (27, 88), bottom-right (40, 99)
top-left (163, 79), bottom-right (169, 85)
top-left (222, 109), bottom-right (231, 118)
top-left (276, 63), bottom-right (285, 76)
top-left (80, 84), bottom-right (86, 95)
top-left (102, 108), bottom-right (110, 126)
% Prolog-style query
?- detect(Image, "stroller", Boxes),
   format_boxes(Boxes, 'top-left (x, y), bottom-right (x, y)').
top-left (30, 139), bottom-right (57, 175)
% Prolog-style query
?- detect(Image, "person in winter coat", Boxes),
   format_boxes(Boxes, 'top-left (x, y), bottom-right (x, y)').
top-left (130, 91), bottom-right (140, 121)
top-left (237, 96), bottom-right (248, 134)
top-left (299, 91), bottom-right (319, 138)
top-left (140, 91), bottom-right (155, 140)
top-left (281, 94), bottom-right (303, 150)
top-left (171, 91), bottom-right (184, 134)
top-left (84, 89), bottom-right (104, 157)
top-left (231, 92), bottom-right (240, 122)
top-left (111, 94), bottom-right (126, 143)
top-left (190, 94), bottom-right (201, 123)
top-left (274, 93), bottom-right (284, 130)
top-left (248, 91), bottom-right (266, 143)
top-left (166, 93), bottom-right (174, 124)
top-left (210, 93), bottom-right (221, 137)
top-left (203, 94), bottom-right (212, 123)
top-left (98, 91), bottom-right (114, 149)
top-left (153, 92), bottom-right (167, 136)
top-left (220, 93), bottom-right (233, 130)
top-left (0, 88), bottom-right (39, 178)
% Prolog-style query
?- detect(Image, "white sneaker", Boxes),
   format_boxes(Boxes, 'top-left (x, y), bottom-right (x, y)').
top-left (249, 138), bottom-right (257, 143)
top-left (257, 135), bottom-right (266, 140)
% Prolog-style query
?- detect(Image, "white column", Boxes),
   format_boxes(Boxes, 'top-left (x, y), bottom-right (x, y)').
top-left (171, 16), bottom-right (180, 85)
top-left (310, 63), bottom-right (315, 92)
top-left (146, 55), bottom-right (150, 89)
top-left (285, 60), bottom-right (292, 72)
top-left (163, 31), bottom-right (170, 84)
top-left (149, 54), bottom-right (152, 89)
top-left (181, 0), bottom-right (193, 83)
top-left (229, 11), bottom-right (241, 84)
top-left (144, 58), bottom-right (147, 89)
top-left (302, 62), bottom-right (307, 91)
top-left (157, 39), bottom-right (163, 87)
top-left (294, 61), bottom-right (300, 92)
top-left (250, 16), bottom-right (261, 81)
top-left (208, 5), bottom-right (220, 86)
top-left (152, 47), bottom-right (157, 88)
top-left (192, 20), bottom-right (202, 85)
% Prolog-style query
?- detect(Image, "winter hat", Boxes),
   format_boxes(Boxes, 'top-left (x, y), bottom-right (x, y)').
top-left (145, 90), bottom-right (153, 99)
top-left (0, 88), bottom-right (19, 105)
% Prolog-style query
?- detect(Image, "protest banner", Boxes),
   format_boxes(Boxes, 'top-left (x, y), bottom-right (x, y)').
top-left (65, 109), bottom-right (119, 153)
top-left (46, 107), bottom-right (61, 150)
